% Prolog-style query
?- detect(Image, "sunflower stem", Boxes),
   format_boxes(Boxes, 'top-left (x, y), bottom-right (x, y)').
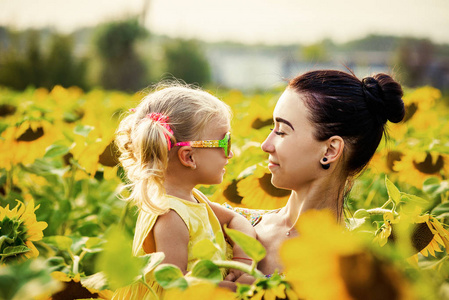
top-left (65, 161), bottom-right (78, 200)
top-left (212, 260), bottom-right (265, 279)
top-left (119, 200), bottom-right (132, 230)
top-left (367, 208), bottom-right (397, 216)
top-left (5, 166), bottom-right (14, 195)
top-left (79, 249), bottom-right (87, 262)
top-left (73, 255), bottom-right (80, 274)
top-left (381, 199), bottom-right (392, 209)
top-left (140, 277), bottom-right (159, 300)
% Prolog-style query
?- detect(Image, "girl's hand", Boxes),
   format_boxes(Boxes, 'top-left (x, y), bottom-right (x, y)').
top-left (225, 270), bottom-right (255, 284)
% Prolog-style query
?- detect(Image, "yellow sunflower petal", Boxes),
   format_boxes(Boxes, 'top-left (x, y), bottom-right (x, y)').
top-left (407, 254), bottom-right (419, 268)
top-left (250, 290), bottom-right (265, 300)
top-left (426, 240), bottom-right (436, 257)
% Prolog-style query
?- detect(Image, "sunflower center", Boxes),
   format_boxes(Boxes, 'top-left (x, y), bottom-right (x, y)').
top-left (223, 179), bottom-right (243, 204)
top-left (413, 153), bottom-right (444, 174)
top-left (258, 173), bottom-right (291, 197)
top-left (98, 141), bottom-right (120, 167)
top-left (16, 127), bottom-right (44, 142)
top-left (386, 151), bottom-right (403, 173)
top-left (388, 222), bottom-right (434, 253)
top-left (0, 104), bottom-right (17, 117)
top-left (403, 102), bottom-right (417, 122)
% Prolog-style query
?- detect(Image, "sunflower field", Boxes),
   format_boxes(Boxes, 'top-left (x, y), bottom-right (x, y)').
top-left (0, 84), bottom-right (448, 300)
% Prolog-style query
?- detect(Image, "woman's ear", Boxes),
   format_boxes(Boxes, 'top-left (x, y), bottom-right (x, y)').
top-left (323, 136), bottom-right (344, 163)
top-left (177, 146), bottom-right (197, 169)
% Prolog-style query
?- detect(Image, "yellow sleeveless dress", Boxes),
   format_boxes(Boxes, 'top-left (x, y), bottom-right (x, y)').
top-left (112, 189), bottom-right (228, 299)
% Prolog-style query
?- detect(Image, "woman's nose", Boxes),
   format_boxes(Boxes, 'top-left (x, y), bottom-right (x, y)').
top-left (261, 134), bottom-right (274, 153)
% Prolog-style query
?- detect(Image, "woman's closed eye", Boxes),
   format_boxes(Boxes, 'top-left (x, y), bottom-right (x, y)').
top-left (270, 128), bottom-right (286, 136)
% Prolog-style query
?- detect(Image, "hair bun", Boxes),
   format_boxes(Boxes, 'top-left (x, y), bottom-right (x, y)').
top-left (362, 74), bottom-right (405, 124)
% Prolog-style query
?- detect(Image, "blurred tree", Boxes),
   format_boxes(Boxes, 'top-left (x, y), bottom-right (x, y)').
top-left (94, 19), bottom-right (148, 92)
top-left (163, 39), bottom-right (211, 85)
top-left (301, 41), bottom-right (330, 62)
top-left (395, 38), bottom-right (434, 87)
top-left (0, 29), bottom-right (88, 90)
top-left (0, 30), bottom-right (45, 90)
top-left (342, 34), bottom-right (400, 52)
top-left (45, 34), bottom-right (88, 90)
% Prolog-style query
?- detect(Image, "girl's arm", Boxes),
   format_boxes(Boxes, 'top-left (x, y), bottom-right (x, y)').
top-left (207, 200), bottom-right (257, 240)
top-left (207, 200), bottom-right (257, 283)
top-left (153, 210), bottom-right (190, 274)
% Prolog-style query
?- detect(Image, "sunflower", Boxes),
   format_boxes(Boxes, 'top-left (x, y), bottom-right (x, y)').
top-left (237, 164), bottom-right (290, 210)
top-left (393, 151), bottom-right (446, 188)
top-left (0, 199), bottom-right (48, 264)
top-left (49, 271), bottom-right (113, 300)
top-left (0, 118), bottom-right (60, 170)
top-left (280, 210), bottom-right (412, 300)
top-left (375, 210), bottom-right (449, 266)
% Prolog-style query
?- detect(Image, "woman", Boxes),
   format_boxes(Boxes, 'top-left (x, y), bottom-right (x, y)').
top-left (253, 70), bottom-right (405, 275)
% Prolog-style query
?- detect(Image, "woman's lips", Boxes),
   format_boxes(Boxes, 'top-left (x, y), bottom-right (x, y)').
top-left (268, 160), bottom-right (280, 169)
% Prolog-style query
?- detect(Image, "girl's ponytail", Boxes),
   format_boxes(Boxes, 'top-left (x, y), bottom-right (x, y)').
top-left (116, 112), bottom-right (174, 214)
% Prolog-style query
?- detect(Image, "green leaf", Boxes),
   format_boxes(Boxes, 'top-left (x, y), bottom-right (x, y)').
top-left (224, 227), bottom-right (266, 263)
top-left (192, 239), bottom-right (219, 260)
top-left (385, 176), bottom-right (401, 204)
top-left (96, 225), bottom-right (145, 290)
top-left (353, 209), bottom-right (370, 218)
top-left (191, 260), bottom-right (222, 283)
top-left (85, 237), bottom-right (104, 249)
top-left (0, 245), bottom-right (31, 257)
top-left (141, 252), bottom-right (165, 279)
top-left (44, 144), bottom-right (70, 158)
top-left (432, 202), bottom-right (449, 217)
top-left (43, 236), bottom-right (73, 251)
top-left (423, 178), bottom-right (449, 196)
top-left (80, 272), bottom-right (109, 292)
top-left (74, 125), bottom-right (94, 137)
top-left (82, 237), bottom-right (104, 253)
top-left (154, 264), bottom-right (188, 290)
top-left (400, 193), bottom-right (429, 205)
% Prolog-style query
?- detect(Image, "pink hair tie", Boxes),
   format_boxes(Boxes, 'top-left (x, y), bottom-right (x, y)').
top-left (146, 112), bottom-right (174, 150)
top-left (129, 108), bottom-right (136, 113)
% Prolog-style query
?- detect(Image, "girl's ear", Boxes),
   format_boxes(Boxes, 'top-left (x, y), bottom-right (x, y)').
top-left (177, 146), bottom-right (197, 169)
top-left (322, 136), bottom-right (344, 163)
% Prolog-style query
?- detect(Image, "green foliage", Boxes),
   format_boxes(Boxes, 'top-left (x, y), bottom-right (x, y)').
top-left (94, 18), bottom-right (148, 92)
top-left (394, 38), bottom-right (435, 87)
top-left (224, 227), bottom-right (266, 263)
top-left (95, 19), bottom-right (147, 60)
top-left (96, 225), bottom-right (145, 290)
top-left (154, 264), bottom-right (188, 290)
top-left (192, 239), bottom-right (221, 260)
top-left (163, 39), bottom-right (211, 85)
top-left (301, 42), bottom-right (329, 62)
top-left (45, 34), bottom-right (88, 90)
top-left (0, 259), bottom-right (60, 300)
top-left (191, 260), bottom-right (222, 283)
top-left (0, 29), bottom-right (88, 90)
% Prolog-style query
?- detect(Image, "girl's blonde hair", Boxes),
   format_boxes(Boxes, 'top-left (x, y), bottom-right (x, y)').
top-left (115, 83), bottom-right (231, 215)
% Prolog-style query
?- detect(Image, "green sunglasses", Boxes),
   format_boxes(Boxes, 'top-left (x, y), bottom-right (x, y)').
top-left (175, 132), bottom-right (231, 158)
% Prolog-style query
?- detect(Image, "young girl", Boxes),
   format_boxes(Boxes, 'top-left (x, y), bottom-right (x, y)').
top-left (113, 84), bottom-right (255, 298)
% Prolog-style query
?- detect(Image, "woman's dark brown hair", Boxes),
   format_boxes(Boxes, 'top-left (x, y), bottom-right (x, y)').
top-left (288, 70), bottom-right (405, 176)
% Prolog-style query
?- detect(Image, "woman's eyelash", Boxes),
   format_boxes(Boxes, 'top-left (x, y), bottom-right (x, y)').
top-left (270, 128), bottom-right (285, 136)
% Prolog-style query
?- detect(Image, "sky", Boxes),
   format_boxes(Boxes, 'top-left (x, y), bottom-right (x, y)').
top-left (0, 0), bottom-right (448, 45)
